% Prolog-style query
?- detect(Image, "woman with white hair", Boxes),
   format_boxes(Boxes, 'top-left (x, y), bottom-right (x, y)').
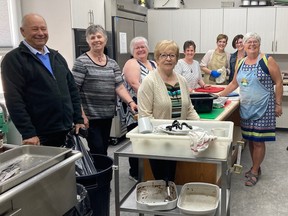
top-left (218, 32), bottom-right (283, 186)
top-left (122, 36), bottom-right (156, 181)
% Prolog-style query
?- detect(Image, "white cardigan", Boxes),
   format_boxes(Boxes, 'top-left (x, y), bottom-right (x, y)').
top-left (138, 69), bottom-right (200, 120)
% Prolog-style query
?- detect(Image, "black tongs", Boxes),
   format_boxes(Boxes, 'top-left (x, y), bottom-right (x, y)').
top-left (165, 120), bottom-right (192, 131)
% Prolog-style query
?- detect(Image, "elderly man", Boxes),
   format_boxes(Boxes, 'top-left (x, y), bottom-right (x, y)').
top-left (1, 13), bottom-right (85, 147)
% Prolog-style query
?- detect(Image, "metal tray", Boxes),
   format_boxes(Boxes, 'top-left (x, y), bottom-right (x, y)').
top-left (136, 180), bottom-right (178, 211)
top-left (0, 145), bottom-right (72, 194)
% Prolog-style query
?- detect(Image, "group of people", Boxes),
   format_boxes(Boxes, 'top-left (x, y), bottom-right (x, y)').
top-left (1, 13), bottom-right (283, 187)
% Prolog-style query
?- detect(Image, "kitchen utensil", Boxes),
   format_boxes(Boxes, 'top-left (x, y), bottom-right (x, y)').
top-left (164, 179), bottom-right (173, 202)
top-left (157, 124), bottom-right (199, 135)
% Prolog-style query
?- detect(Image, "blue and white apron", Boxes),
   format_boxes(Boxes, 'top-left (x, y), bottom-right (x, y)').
top-left (237, 55), bottom-right (270, 120)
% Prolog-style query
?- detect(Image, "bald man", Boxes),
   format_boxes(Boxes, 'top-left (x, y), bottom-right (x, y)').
top-left (1, 13), bottom-right (85, 147)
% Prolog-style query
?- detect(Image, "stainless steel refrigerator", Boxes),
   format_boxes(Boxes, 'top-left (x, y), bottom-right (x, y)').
top-left (105, 0), bottom-right (148, 144)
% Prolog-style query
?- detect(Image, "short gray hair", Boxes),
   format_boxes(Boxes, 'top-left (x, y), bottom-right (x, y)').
top-left (85, 24), bottom-right (107, 41)
top-left (243, 32), bottom-right (261, 45)
top-left (129, 36), bottom-right (149, 55)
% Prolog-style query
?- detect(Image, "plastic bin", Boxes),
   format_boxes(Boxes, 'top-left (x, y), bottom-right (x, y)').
top-left (76, 154), bottom-right (113, 216)
top-left (190, 93), bottom-right (217, 113)
top-left (126, 119), bottom-right (234, 159)
top-left (177, 182), bottom-right (220, 215)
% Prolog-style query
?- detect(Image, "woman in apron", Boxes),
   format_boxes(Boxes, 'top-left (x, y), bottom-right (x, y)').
top-left (200, 34), bottom-right (230, 85)
top-left (217, 32), bottom-right (283, 186)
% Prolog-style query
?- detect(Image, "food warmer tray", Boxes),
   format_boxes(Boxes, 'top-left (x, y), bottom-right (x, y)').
top-left (0, 145), bottom-right (72, 193)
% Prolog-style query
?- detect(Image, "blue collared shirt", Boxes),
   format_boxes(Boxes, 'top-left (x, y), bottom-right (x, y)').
top-left (23, 40), bottom-right (53, 74)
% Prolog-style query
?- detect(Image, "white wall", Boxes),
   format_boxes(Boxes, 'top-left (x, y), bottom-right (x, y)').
top-left (20, 0), bottom-right (75, 68)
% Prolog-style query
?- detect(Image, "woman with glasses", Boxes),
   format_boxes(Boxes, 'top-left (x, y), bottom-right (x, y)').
top-left (174, 40), bottom-right (208, 92)
top-left (200, 34), bottom-right (231, 84)
top-left (121, 36), bottom-right (156, 181)
top-left (218, 32), bottom-right (283, 186)
top-left (229, 34), bottom-right (246, 83)
top-left (138, 40), bottom-right (199, 181)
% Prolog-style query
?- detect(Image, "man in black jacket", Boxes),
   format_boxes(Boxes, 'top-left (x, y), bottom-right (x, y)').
top-left (1, 13), bottom-right (85, 147)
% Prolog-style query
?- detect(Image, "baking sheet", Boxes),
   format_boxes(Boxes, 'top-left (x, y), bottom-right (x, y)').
top-left (0, 145), bottom-right (71, 193)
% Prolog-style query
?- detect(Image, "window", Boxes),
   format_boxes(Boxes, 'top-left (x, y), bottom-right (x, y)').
top-left (0, 0), bottom-right (21, 50)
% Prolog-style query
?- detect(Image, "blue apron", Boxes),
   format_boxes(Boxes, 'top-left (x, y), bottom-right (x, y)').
top-left (236, 55), bottom-right (270, 120)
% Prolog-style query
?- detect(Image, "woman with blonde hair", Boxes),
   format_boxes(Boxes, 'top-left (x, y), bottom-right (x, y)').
top-left (138, 40), bottom-right (199, 181)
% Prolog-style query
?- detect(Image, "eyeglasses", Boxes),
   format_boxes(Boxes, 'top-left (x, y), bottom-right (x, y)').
top-left (160, 53), bottom-right (177, 59)
top-left (246, 40), bottom-right (259, 45)
top-left (135, 46), bottom-right (146, 50)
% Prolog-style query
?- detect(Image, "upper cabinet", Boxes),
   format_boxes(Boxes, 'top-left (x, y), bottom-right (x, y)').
top-left (147, 7), bottom-right (288, 54)
top-left (200, 9), bottom-right (223, 53)
top-left (247, 7), bottom-right (288, 54)
top-left (148, 9), bottom-right (201, 53)
top-left (71, 0), bottom-right (105, 28)
top-left (223, 8), bottom-right (247, 54)
top-left (148, 10), bottom-right (173, 51)
top-left (274, 8), bottom-right (288, 54)
top-left (247, 8), bottom-right (276, 53)
top-left (172, 9), bottom-right (201, 53)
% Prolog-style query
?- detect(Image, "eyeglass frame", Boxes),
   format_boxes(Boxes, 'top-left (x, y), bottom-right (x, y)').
top-left (159, 53), bottom-right (177, 59)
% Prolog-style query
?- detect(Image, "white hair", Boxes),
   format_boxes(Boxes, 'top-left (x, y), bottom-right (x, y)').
top-left (129, 36), bottom-right (149, 56)
top-left (243, 32), bottom-right (261, 45)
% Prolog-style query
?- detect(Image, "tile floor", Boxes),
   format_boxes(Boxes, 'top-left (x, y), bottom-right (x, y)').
top-left (107, 130), bottom-right (288, 216)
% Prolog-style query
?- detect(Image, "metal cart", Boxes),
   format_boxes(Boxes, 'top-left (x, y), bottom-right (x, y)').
top-left (113, 140), bottom-right (232, 216)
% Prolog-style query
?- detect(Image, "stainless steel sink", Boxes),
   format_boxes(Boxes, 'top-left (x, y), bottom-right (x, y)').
top-left (0, 145), bottom-right (82, 216)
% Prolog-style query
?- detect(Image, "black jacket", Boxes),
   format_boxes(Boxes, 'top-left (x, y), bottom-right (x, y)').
top-left (1, 42), bottom-right (83, 139)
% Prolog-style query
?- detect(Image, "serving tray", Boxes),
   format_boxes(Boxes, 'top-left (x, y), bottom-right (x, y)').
top-left (0, 145), bottom-right (71, 193)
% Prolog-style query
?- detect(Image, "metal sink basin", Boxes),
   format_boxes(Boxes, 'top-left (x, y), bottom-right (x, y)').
top-left (0, 145), bottom-right (72, 194)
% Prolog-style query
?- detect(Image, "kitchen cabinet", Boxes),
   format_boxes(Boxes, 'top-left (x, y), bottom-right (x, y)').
top-left (223, 8), bottom-right (247, 54)
top-left (276, 85), bottom-right (288, 128)
top-left (147, 10), bottom-right (173, 51)
top-left (274, 8), bottom-right (288, 54)
top-left (247, 7), bottom-right (288, 54)
top-left (247, 8), bottom-right (275, 53)
top-left (200, 9), bottom-right (223, 53)
top-left (172, 9), bottom-right (201, 52)
top-left (70, 0), bottom-right (105, 28)
top-left (148, 9), bottom-right (200, 52)
top-left (148, 7), bottom-right (288, 54)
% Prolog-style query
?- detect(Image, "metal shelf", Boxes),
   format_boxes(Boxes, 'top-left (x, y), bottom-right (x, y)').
top-left (113, 140), bottom-right (232, 216)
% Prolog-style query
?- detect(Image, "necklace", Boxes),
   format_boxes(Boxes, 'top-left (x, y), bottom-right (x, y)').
top-left (97, 54), bottom-right (105, 62)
